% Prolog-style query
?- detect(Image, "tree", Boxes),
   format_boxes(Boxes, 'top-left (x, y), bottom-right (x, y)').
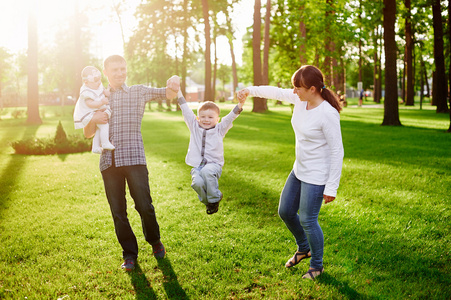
top-left (127, 0), bottom-right (189, 88)
top-left (252, 0), bottom-right (267, 112)
top-left (217, 64), bottom-right (231, 96)
top-left (431, 0), bottom-right (448, 113)
top-left (448, 0), bottom-right (451, 132)
top-left (202, 0), bottom-right (213, 101)
top-left (181, 0), bottom-right (189, 99)
top-left (0, 47), bottom-right (12, 115)
top-left (27, 0), bottom-right (42, 125)
top-left (111, 0), bottom-right (127, 50)
top-left (404, 0), bottom-right (414, 106)
top-left (382, 0), bottom-right (401, 126)
top-left (373, 26), bottom-right (382, 103)
top-left (298, 1), bottom-right (307, 65)
top-left (225, 13), bottom-right (238, 99)
top-left (73, 0), bottom-right (83, 100)
top-left (262, 0), bottom-right (271, 85)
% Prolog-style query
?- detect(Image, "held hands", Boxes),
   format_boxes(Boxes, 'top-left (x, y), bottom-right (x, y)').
top-left (101, 98), bottom-right (109, 106)
top-left (237, 88), bottom-right (250, 103)
top-left (166, 75), bottom-right (181, 99)
top-left (323, 195), bottom-right (335, 204)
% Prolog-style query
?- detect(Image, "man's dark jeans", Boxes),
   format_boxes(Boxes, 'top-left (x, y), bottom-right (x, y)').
top-left (101, 164), bottom-right (161, 259)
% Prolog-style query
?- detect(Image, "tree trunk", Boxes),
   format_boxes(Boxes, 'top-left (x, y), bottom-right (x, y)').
top-left (405, 0), bottom-right (414, 106)
top-left (262, 0), bottom-right (271, 85)
top-left (226, 16), bottom-right (238, 100)
top-left (358, 0), bottom-right (362, 84)
top-left (299, 4), bottom-right (307, 65)
top-left (180, 0), bottom-right (188, 111)
top-left (212, 30), bottom-right (218, 101)
top-left (373, 27), bottom-right (382, 104)
top-left (202, 0), bottom-right (212, 101)
top-left (432, 0), bottom-right (448, 113)
top-left (420, 44), bottom-right (425, 110)
top-left (252, 0), bottom-right (267, 112)
top-left (73, 0), bottom-right (83, 101)
top-left (373, 28), bottom-right (379, 103)
top-left (382, 0), bottom-right (401, 126)
top-left (447, 0), bottom-right (451, 132)
top-left (27, 0), bottom-right (42, 125)
top-left (401, 51), bottom-right (406, 103)
top-left (323, 0), bottom-right (334, 85)
top-left (424, 67), bottom-right (430, 98)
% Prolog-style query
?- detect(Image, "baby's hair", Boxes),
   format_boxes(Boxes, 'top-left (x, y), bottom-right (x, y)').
top-left (81, 66), bottom-right (101, 82)
top-left (198, 101), bottom-right (220, 115)
top-left (104, 55), bottom-right (126, 70)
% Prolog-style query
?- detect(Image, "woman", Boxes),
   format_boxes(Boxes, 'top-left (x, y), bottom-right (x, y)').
top-left (237, 65), bottom-right (344, 280)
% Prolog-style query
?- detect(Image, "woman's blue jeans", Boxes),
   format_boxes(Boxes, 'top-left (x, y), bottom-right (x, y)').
top-left (278, 170), bottom-right (325, 269)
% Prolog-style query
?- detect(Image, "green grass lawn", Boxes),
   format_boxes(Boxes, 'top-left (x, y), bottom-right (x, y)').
top-left (0, 102), bottom-right (450, 299)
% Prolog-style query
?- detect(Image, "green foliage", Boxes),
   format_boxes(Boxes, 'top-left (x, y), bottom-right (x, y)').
top-left (54, 121), bottom-right (68, 144)
top-left (11, 121), bottom-right (91, 155)
top-left (11, 110), bottom-right (26, 119)
top-left (11, 134), bottom-right (91, 155)
top-left (0, 47), bottom-right (12, 84)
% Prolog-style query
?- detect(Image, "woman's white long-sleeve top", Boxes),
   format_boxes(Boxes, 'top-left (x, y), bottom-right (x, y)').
top-left (247, 86), bottom-right (344, 197)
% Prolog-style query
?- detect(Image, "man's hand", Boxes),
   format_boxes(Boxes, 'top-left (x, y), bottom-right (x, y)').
top-left (83, 110), bottom-right (108, 138)
top-left (166, 75), bottom-right (180, 99)
top-left (323, 195), bottom-right (335, 204)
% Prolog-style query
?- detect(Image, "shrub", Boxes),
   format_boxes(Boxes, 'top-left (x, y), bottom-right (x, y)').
top-left (11, 110), bottom-right (25, 119)
top-left (11, 122), bottom-right (91, 155)
top-left (55, 121), bottom-right (68, 144)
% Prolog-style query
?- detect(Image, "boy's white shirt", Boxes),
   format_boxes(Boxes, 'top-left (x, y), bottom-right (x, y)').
top-left (73, 84), bottom-right (110, 129)
top-left (246, 86), bottom-right (344, 197)
top-left (178, 96), bottom-right (241, 167)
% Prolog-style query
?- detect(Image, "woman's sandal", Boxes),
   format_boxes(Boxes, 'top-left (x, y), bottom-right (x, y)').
top-left (285, 250), bottom-right (311, 268)
top-left (302, 267), bottom-right (324, 280)
top-left (206, 202), bottom-right (219, 215)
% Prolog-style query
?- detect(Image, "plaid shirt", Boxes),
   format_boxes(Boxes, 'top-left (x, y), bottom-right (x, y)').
top-left (99, 84), bottom-right (167, 172)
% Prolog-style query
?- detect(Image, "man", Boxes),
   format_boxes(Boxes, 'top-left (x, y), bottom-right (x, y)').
top-left (84, 55), bottom-right (179, 271)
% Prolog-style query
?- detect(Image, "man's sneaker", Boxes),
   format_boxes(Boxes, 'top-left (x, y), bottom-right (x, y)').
top-left (121, 258), bottom-right (136, 271)
top-left (152, 241), bottom-right (166, 259)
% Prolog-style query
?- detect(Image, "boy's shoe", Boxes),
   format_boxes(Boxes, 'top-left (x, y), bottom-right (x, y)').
top-left (206, 193), bottom-right (222, 215)
top-left (152, 241), bottom-right (166, 259)
top-left (121, 258), bottom-right (136, 271)
top-left (206, 202), bottom-right (219, 214)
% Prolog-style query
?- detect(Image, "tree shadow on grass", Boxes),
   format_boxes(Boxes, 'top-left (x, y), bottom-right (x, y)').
top-left (157, 257), bottom-right (189, 300)
top-left (0, 125), bottom-right (39, 213)
top-left (127, 263), bottom-right (158, 300)
top-left (317, 273), bottom-right (376, 300)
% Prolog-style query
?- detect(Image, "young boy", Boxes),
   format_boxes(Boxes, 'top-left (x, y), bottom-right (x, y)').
top-left (177, 88), bottom-right (246, 214)
top-left (74, 66), bottom-right (115, 153)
